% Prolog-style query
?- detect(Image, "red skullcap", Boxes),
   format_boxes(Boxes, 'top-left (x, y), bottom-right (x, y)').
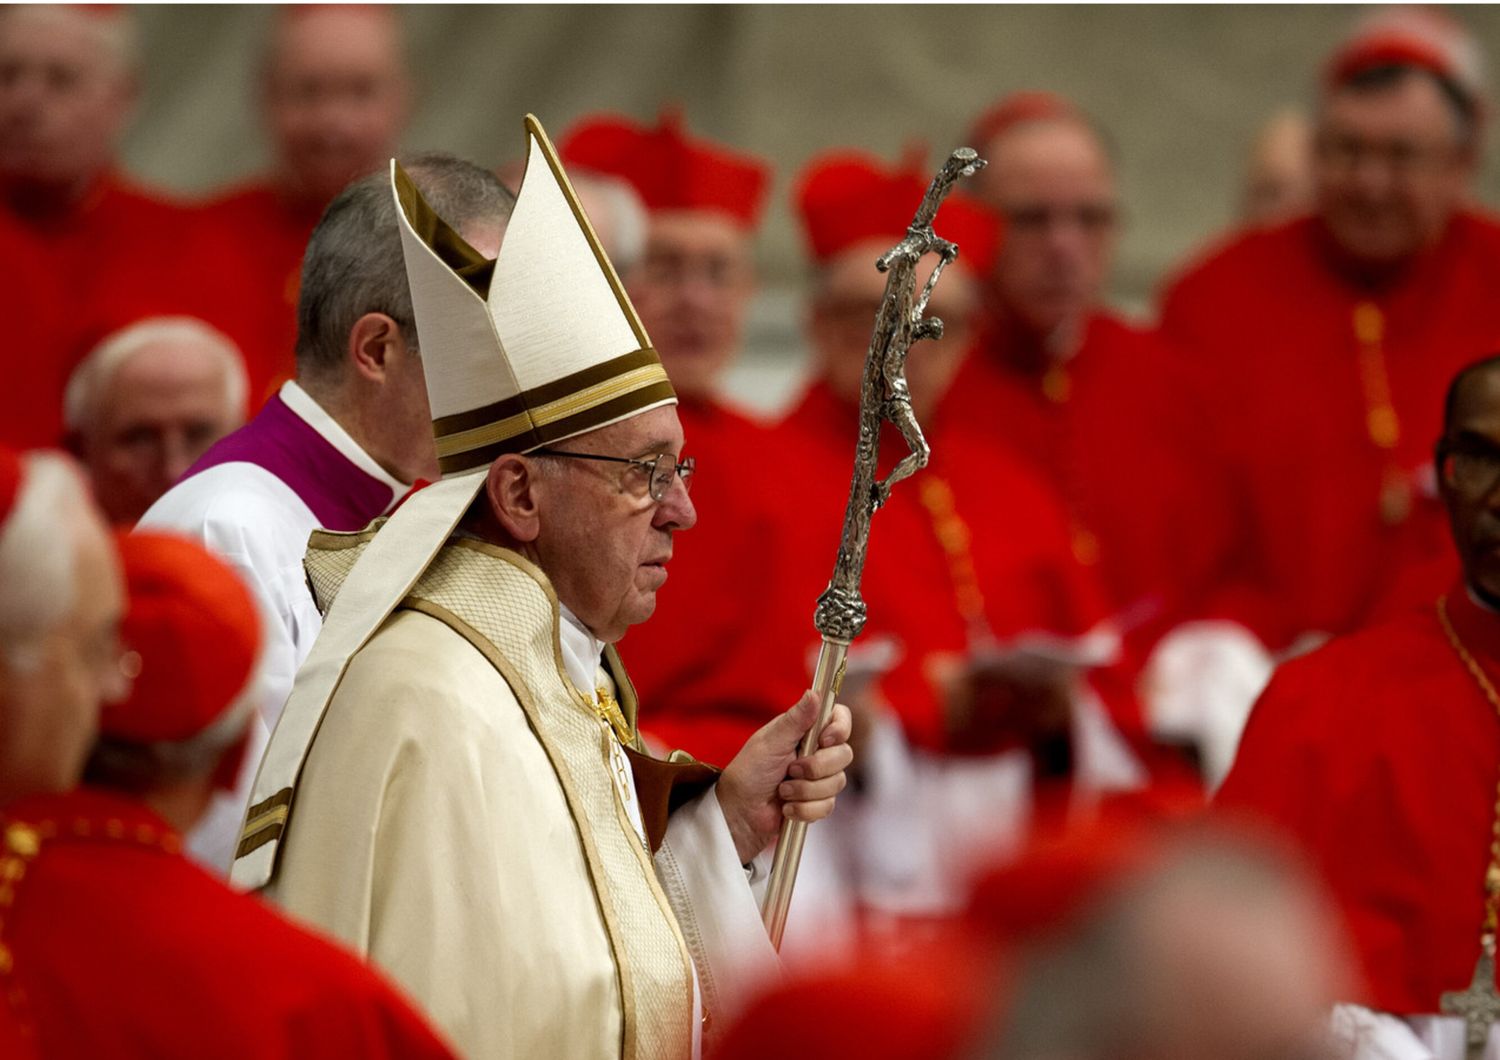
top-left (559, 108), bottom-right (771, 228)
top-left (1325, 6), bottom-right (1485, 103)
top-left (795, 148), bottom-right (1001, 277)
top-left (0, 448), bottom-right (20, 528)
top-left (968, 90), bottom-right (1085, 151)
top-left (101, 532), bottom-right (262, 745)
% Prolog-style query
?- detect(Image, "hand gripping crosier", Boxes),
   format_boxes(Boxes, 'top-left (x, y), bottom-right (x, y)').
top-left (761, 146), bottom-right (987, 948)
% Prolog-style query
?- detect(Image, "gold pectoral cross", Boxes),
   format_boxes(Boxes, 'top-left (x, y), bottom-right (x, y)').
top-left (1442, 948), bottom-right (1500, 1060)
top-left (593, 686), bottom-right (633, 746)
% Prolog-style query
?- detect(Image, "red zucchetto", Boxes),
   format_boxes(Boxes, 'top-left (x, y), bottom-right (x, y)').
top-left (967, 90), bottom-right (1085, 152)
top-left (795, 149), bottom-right (1001, 277)
top-left (559, 108), bottom-right (771, 228)
top-left (1324, 5), bottom-right (1485, 104)
top-left (100, 532), bottom-right (262, 745)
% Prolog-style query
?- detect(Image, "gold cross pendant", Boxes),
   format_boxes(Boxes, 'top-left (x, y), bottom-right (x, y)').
top-left (593, 687), bottom-right (634, 746)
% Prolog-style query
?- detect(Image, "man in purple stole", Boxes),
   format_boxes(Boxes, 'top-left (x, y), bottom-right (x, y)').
top-left (137, 155), bottom-right (514, 874)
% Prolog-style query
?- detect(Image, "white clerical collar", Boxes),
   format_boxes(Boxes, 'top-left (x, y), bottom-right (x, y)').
top-left (557, 603), bottom-right (606, 695)
top-left (1468, 583), bottom-right (1499, 615)
top-left (278, 381), bottom-right (410, 502)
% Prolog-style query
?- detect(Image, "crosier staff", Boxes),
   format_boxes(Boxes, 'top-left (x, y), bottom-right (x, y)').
top-left (761, 146), bottom-right (987, 949)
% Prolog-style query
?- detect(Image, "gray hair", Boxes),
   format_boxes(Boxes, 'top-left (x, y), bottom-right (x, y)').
top-left (85, 687), bottom-right (258, 790)
top-left (0, 453), bottom-right (93, 670)
top-left (294, 152), bottom-right (515, 385)
top-left (63, 316), bottom-right (248, 432)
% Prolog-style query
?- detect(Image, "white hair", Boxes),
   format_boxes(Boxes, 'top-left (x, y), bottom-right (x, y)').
top-left (571, 172), bottom-right (649, 274)
top-left (63, 316), bottom-right (248, 433)
top-left (0, 452), bottom-right (94, 669)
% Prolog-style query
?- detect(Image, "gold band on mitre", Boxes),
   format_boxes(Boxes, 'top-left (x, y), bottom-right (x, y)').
top-left (432, 348), bottom-right (675, 473)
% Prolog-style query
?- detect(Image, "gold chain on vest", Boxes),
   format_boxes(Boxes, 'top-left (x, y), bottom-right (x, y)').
top-left (1436, 596), bottom-right (1500, 944)
top-left (916, 475), bottom-right (989, 639)
top-left (1353, 302), bottom-right (1411, 526)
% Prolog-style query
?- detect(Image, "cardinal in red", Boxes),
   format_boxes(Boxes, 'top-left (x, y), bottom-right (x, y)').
top-left (1160, 10), bottom-right (1500, 653)
top-left (0, 532), bottom-right (456, 1057)
top-left (1219, 356), bottom-right (1500, 1052)
top-left (198, 6), bottom-right (411, 404)
top-left (782, 147), bottom-right (1128, 756)
top-left (0, 6), bottom-right (264, 439)
top-left (944, 91), bottom-right (1237, 665)
top-left (560, 110), bottom-right (810, 766)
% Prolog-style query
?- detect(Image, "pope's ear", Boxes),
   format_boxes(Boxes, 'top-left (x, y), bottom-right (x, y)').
top-left (486, 455), bottom-right (541, 543)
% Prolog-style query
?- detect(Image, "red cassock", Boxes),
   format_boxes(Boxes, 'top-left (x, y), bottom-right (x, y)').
top-left (1160, 212), bottom-right (1500, 650)
top-left (0, 213), bottom-right (69, 449)
top-left (1, 788), bottom-right (456, 1059)
top-left (1217, 585), bottom-right (1500, 1015)
top-left (772, 381), bottom-right (1122, 751)
top-left (197, 181), bottom-right (325, 405)
top-left (939, 310), bottom-right (1237, 660)
top-left (625, 396), bottom-right (811, 768)
top-left (4, 172), bottom-right (271, 431)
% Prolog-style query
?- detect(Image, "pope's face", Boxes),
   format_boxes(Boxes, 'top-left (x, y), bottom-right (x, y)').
top-left (0, 8), bottom-right (133, 192)
top-left (809, 240), bottom-right (979, 420)
top-left (974, 119), bottom-right (1117, 341)
top-left (263, 9), bottom-right (409, 204)
top-left (75, 338), bottom-right (243, 527)
top-left (531, 406), bottom-right (696, 644)
top-left (0, 501), bottom-right (127, 803)
top-left (1315, 72), bottom-right (1473, 267)
top-left (625, 211), bottom-right (755, 400)
top-left (1439, 365), bottom-right (1500, 602)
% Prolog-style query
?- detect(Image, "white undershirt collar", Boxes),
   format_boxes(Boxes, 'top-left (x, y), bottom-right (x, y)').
top-left (557, 603), bottom-right (607, 694)
top-left (278, 380), bottom-right (409, 502)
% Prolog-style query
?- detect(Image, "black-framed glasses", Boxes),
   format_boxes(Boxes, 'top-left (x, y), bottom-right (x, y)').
top-left (1437, 438), bottom-right (1500, 496)
top-left (533, 448), bottom-right (695, 503)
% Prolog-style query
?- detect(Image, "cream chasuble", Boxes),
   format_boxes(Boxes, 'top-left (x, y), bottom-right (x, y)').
top-left (261, 537), bottom-right (782, 1059)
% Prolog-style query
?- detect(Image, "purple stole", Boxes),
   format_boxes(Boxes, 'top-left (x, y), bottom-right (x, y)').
top-left (179, 394), bottom-right (396, 532)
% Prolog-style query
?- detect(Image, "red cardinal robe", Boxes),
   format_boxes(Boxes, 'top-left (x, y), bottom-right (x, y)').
top-left (0, 787), bottom-right (456, 1058)
top-left (939, 310), bottom-right (1237, 660)
top-left (625, 396), bottom-right (811, 767)
top-left (1217, 585), bottom-right (1500, 1015)
top-left (773, 381), bottom-right (1123, 752)
top-left (1160, 212), bottom-right (1500, 650)
top-left (4, 172), bottom-right (268, 422)
top-left (198, 180), bottom-right (326, 404)
top-left (0, 213), bottom-right (69, 448)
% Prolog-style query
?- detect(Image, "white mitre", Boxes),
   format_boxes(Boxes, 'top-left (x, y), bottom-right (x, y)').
top-left (231, 115), bottom-right (675, 890)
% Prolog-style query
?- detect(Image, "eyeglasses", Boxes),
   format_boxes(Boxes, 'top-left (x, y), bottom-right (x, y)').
top-left (532, 448), bottom-right (695, 503)
top-left (1316, 133), bottom-right (1459, 178)
top-left (1438, 439), bottom-right (1500, 496)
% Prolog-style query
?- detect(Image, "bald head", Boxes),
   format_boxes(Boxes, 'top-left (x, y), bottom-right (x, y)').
top-left (0, 5), bottom-right (137, 197)
top-left (262, 7), bottom-right (410, 205)
top-left (1243, 109), bottom-right (1314, 225)
top-left (974, 114), bottom-right (1118, 350)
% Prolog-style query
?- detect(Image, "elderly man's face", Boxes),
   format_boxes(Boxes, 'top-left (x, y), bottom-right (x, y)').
top-left (625, 211), bottom-right (755, 400)
top-left (1315, 72), bottom-right (1474, 267)
top-left (530, 406), bottom-right (696, 643)
top-left (263, 9), bottom-right (409, 204)
top-left (0, 8), bottom-right (133, 191)
top-left (976, 119), bottom-right (1117, 341)
top-left (0, 504), bottom-right (126, 802)
top-left (809, 240), bottom-right (979, 421)
top-left (76, 339), bottom-right (243, 526)
top-left (1438, 364), bottom-right (1500, 602)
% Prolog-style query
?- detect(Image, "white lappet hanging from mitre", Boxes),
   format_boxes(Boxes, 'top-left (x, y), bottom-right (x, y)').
top-left (231, 114), bottom-right (678, 890)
